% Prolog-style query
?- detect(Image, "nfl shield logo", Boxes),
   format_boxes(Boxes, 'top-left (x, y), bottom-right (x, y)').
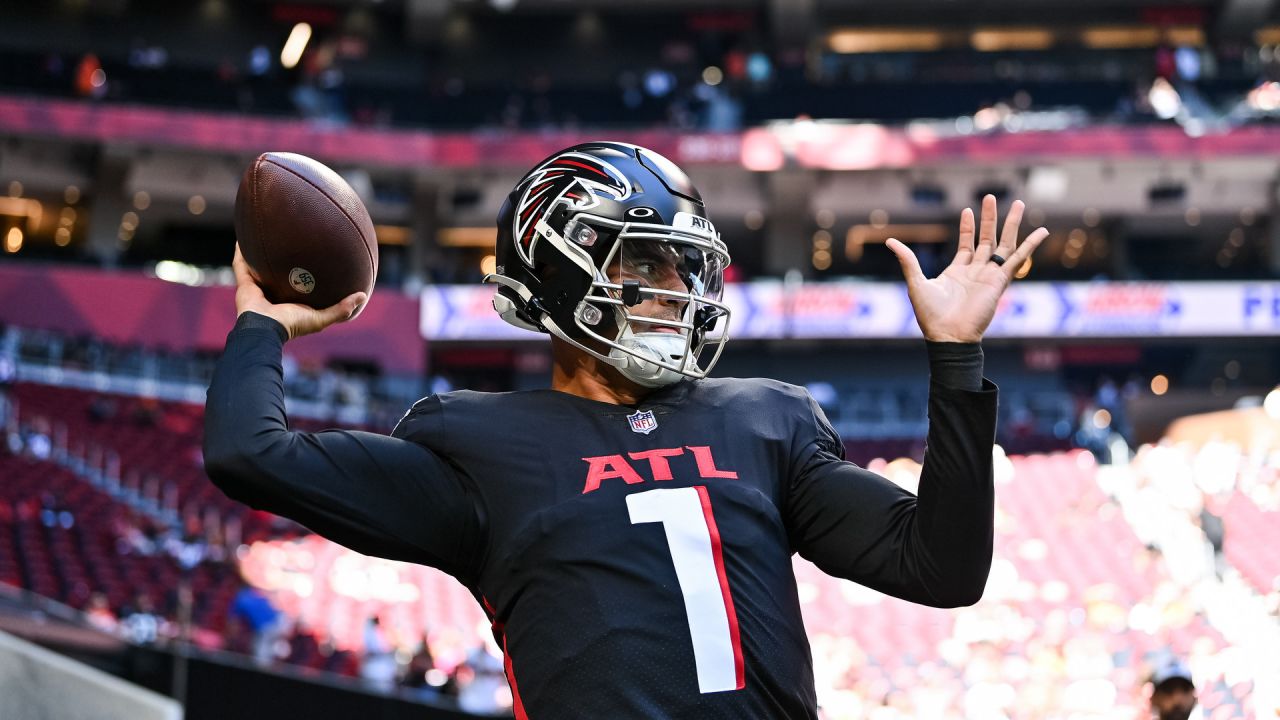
top-left (627, 409), bottom-right (658, 435)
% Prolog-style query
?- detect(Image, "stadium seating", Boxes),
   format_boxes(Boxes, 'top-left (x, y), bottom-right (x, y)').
top-left (10, 383), bottom-right (298, 546)
top-left (793, 451), bottom-right (1247, 717)
top-left (1219, 492), bottom-right (1280, 596)
top-left (0, 452), bottom-right (238, 630)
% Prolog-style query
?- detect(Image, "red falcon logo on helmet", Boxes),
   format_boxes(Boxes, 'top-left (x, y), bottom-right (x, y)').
top-left (513, 152), bottom-right (632, 265)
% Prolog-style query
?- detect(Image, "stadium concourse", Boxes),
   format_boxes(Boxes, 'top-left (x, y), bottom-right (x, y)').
top-left (2, 352), bottom-right (1277, 717)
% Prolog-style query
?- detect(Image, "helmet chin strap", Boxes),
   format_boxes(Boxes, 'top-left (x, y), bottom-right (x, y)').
top-left (609, 327), bottom-right (689, 388)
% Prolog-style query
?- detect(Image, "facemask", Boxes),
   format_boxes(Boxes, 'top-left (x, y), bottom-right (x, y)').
top-left (609, 328), bottom-right (689, 388)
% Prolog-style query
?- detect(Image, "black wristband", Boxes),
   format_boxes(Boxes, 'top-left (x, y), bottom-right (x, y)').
top-left (925, 341), bottom-right (984, 391)
top-left (234, 311), bottom-right (289, 344)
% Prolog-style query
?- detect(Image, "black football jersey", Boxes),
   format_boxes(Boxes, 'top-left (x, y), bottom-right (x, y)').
top-left (205, 313), bottom-right (998, 719)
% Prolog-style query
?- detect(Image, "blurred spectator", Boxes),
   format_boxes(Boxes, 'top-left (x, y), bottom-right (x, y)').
top-left (74, 53), bottom-right (107, 99)
top-left (457, 640), bottom-right (509, 715)
top-left (163, 522), bottom-right (208, 570)
top-left (399, 632), bottom-right (440, 702)
top-left (1074, 404), bottom-right (1113, 463)
top-left (84, 592), bottom-right (118, 634)
top-left (0, 349), bottom-right (14, 386)
top-left (1197, 502), bottom-right (1226, 580)
top-left (285, 620), bottom-right (323, 669)
top-left (115, 515), bottom-right (160, 556)
top-left (23, 419), bottom-right (52, 460)
top-left (120, 594), bottom-right (162, 645)
top-left (38, 490), bottom-right (73, 529)
top-left (0, 350), bottom-right (15, 428)
top-left (87, 395), bottom-right (118, 423)
top-left (360, 616), bottom-right (398, 691)
top-left (1149, 657), bottom-right (1198, 720)
top-left (131, 397), bottom-right (160, 427)
top-left (229, 581), bottom-right (285, 665)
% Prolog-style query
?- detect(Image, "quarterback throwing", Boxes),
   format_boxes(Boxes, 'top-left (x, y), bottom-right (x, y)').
top-left (204, 142), bottom-right (1046, 718)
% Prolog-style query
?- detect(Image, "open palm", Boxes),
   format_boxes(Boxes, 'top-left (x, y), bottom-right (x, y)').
top-left (886, 195), bottom-right (1048, 344)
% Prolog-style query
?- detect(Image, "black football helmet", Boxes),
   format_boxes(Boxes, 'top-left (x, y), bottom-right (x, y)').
top-left (486, 142), bottom-right (731, 387)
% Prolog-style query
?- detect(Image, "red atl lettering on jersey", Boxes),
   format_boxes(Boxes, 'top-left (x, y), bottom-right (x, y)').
top-left (627, 448), bottom-right (684, 481)
top-left (581, 446), bottom-right (738, 494)
top-left (580, 455), bottom-right (645, 494)
top-left (686, 446), bottom-right (738, 479)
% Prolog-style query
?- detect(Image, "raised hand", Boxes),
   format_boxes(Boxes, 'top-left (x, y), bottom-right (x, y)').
top-left (885, 195), bottom-right (1047, 344)
top-left (232, 243), bottom-right (366, 341)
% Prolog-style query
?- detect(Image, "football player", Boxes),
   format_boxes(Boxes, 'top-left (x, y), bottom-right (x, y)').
top-left (204, 142), bottom-right (1047, 718)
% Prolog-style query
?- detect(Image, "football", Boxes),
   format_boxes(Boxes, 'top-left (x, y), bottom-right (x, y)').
top-left (233, 152), bottom-right (378, 313)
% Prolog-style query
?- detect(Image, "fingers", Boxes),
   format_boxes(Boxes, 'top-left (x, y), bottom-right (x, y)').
top-left (232, 243), bottom-right (255, 286)
top-left (998, 200), bottom-right (1025, 256)
top-left (231, 243), bottom-right (270, 315)
top-left (885, 238), bottom-right (926, 285)
top-left (343, 292), bottom-right (370, 322)
top-left (973, 194), bottom-right (998, 262)
top-left (294, 293), bottom-right (363, 340)
top-left (333, 292), bottom-right (368, 323)
top-left (953, 207), bottom-right (976, 265)
top-left (316, 292), bottom-right (366, 326)
top-left (1004, 226), bottom-right (1049, 277)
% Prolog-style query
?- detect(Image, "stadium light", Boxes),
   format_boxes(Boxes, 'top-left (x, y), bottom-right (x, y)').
top-left (154, 260), bottom-right (204, 287)
top-left (1164, 26), bottom-right (1205, 47)
top-left (280, 22), bottom-right (312, 70)
top-left (970, 28), bottom-right (1054, 52)
top-left (372, 225), bottom-right (409, 245)
top-left (1151, 375), bottom-right (1169, 395)
top-left (437, 227), bottom-right (498, 248)
top-left (0, 197), bottom-right (43, 230)
top-left (1014, 256), bottom-right (1033, 279)
top-left (1256, 26), bottom-right (1280, 45)
top-left (846, 223), bottom-right (949, 261)
top-left (827, 29), bottom-right (946, 54)
top-left (1147, 78), bottom-right (1182, 119)
top-left (1081, 26), bottom-right (1160, 49)
top-left (1264, 386), bottom-right (1280, 419)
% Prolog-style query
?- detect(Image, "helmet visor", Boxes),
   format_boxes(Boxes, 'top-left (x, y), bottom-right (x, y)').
top-left (611, 235), bottom-right (726, 338)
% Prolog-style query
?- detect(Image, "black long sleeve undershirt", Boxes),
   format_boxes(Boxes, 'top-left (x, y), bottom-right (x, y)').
top-left (202, 312), bottom-right (485, 581)
top-left (204, 312), bottom-right (994, 604)
top-left (783, 340), bottom-right (996, 608)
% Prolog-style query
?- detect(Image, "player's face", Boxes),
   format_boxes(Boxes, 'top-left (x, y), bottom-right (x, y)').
top-left (1151, 685), bottom-right (1196, 720)
top-left (608, 240), bottom-right (693, 335)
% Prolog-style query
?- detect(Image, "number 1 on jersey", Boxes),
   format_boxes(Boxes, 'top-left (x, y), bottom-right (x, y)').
top-left (627, 486), bottom-right (745, 693)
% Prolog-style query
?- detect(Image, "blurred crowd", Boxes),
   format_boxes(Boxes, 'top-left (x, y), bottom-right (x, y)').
top-left (60, 496), bottom-right (514, 713)
top-left (796, 438), bottom-right (1277, 720)
top-left (2, 322), bottom-right (419, 432)
top-left (8, 6), bottom-right (1280, 135)
top-left (216, 597), bottom-right (514, 714)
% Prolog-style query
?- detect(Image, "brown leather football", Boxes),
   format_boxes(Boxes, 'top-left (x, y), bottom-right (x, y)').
top-left (234, 152), bottom-right (378, 312)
